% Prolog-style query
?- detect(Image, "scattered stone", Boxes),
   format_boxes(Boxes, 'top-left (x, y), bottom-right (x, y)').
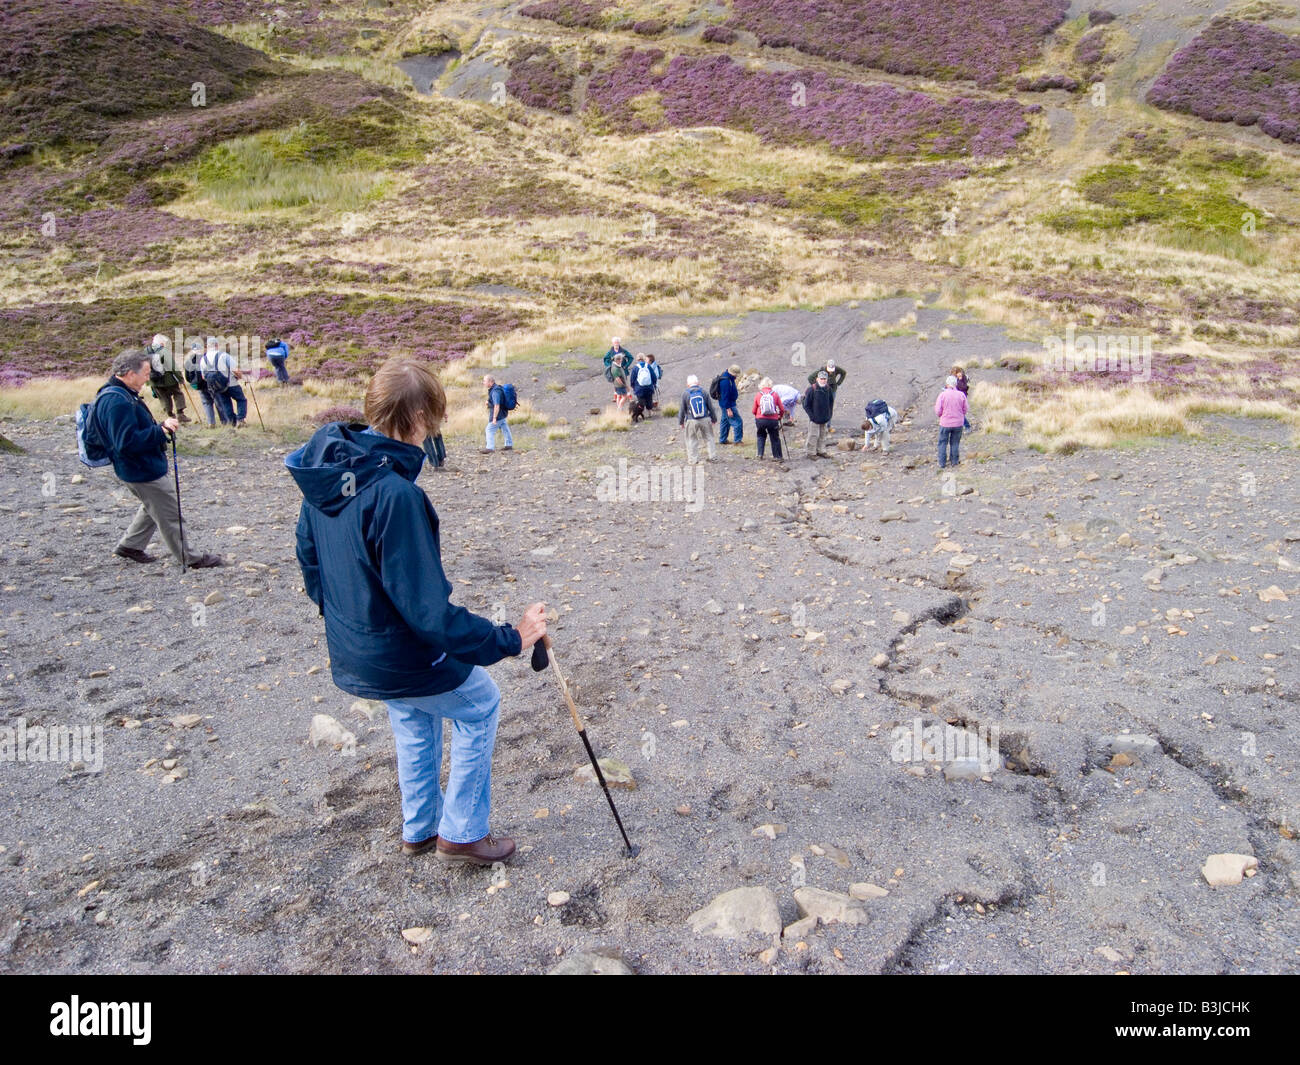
top-left (828, 678), bottom-right (851, 695)
top-left (783, 915), bottom-right (817, 940)
top-left (170, 714), bottom-right (202, 729)
top-left (879, 509), bottom-right (906, 523)
top-left (575, 758), bottom-right (636, 789)
top-left (547, 891), bottom-right (571, 907)
top-left (1105, 734), bottom-right (1162, 758)
top-left (943, 760), bottom-right (984, 782)
top-left (891, 609), bottom-right (911, 624)
top-left (1096, 946), bottom-right (1124, 964)
top-left (794, 886), bottom-right (869, 926)
top-left (204, 591), bottom-right (225, 606)
top-left (751, 823), bottom-right (786, 840)
top-left (125, 602), bottom-right (154, 615)
top-left (848, 883), bottom-right (889, 900)
top-left (1142, 567), bottom-right (1165, 583)
top-left (871, 652), bottom-right (890, 668)
top-left (675, 804), bottom-right (692, 815)
top-left (687, 886), bottom-right (782, 940)
top-left (1257, 585), bottom-right (1288, 603)
top-left (1201, 853), bottom-right (1258, 887)
top-left (705, 599), bottom-right (724, 615)
top-left (401, 927), bottom-right (434, 946)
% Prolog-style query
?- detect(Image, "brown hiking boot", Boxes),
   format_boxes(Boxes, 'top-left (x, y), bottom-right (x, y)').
top-left (189, 553), bottom-right (224, 568)
top-left (401, 835), bottom-right (438, 857)
top-left (115, 546), bottom-right (157, 564)
top-left (435, 833), bottom-right (516, 866)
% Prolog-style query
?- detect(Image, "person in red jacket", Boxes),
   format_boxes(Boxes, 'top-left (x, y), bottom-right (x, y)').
top-left (752, 377), bottom-right (786, 460)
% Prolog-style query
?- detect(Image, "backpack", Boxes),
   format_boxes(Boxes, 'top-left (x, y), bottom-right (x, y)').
top-left (604, 363), bottom-right (615, 383)
top-left (202, 351), bottom-right (230, 394)
top-left (75, 385), bottom-right (124, 468)
top-left (758, 389), bottom-right (778, 417)
top-left (866, 399), bottom-right (889, 421)
top-left (500, 383), bottom-right (518, 411)
top-left (636, 364), bottom-right (652, 388)
top-left (708, 374), bottom-right (723, 401)
top-left (687, 387), bottom-right (707, 419)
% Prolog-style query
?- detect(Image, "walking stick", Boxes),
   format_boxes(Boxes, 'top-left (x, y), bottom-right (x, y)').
top-left (531, 636), bottom-right (639, 858)
top-left (169, 431), bottom-right (187, 574)
top-left (245, 377), bottom-right (266, 431)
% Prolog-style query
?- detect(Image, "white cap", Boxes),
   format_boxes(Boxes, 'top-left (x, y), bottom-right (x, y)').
top-left (151, 334), bottom-right (168, 348)
top-left (826, 359), bottom-right (836, 370)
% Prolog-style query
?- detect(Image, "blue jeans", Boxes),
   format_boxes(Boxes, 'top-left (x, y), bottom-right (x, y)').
top-left (269, 355), bottom-right (289, 384)
top-left (719, 407), bottom-right (743, 443)
top-left (938, 425), bottom-right (962, 467)
top-left (485, 418), bottom-right (513, 449)
top-left (216, 386), bottom-right (248, 424)
top-left (385, 666), bottom-right (501, 845)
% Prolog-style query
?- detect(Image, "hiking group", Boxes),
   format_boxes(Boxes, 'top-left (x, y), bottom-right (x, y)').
top-left (612, 336), bottom-right (973, 469)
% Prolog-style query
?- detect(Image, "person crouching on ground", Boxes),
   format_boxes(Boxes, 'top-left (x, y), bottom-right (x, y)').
top-left (753, 377), bottom-right (785, 461)
top-left (773, 383), bottom-right (800, 426)
top-left (287, 358), bottom-right (547, 864)
top-left (481, 374), bottom-right (513, 453)
top-left (863, 400), bottom-right (898, 454)
top-left (99, 349), bottom-right (223, 568)
top-left (935, 374), bottom-right (968, 469)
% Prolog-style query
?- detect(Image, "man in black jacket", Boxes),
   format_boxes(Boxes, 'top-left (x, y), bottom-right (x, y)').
top-left (802, 371), bottom-right (834, 459)
top-left (98, 349), bottom-right (222, 567)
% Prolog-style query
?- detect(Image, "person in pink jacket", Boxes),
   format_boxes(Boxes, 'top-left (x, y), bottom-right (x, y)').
top-left (935, 375), bottom-right (968, 469)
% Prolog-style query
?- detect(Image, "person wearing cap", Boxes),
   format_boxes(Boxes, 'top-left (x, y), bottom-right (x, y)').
top-left (146, 334), bottom-right (189, 424)
top-left (802, 371), bottom-right (834, 458)
top-left (679, 374), bottom-right (718, 464)
top-left (717, 363), bottom-right (742, 445)
top-left (807, 359), bottom-right (847, 427)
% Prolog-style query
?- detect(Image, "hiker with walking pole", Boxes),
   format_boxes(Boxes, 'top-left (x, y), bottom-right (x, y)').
top-left (245, 374), bottom-right (266, 431)
top-left (84, 349), bottom-right (223, 569)
top-left (287, 357), bottom-right (545, 864)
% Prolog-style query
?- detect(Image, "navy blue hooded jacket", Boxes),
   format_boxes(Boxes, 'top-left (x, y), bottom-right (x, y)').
top-left (97, 378), bottom-right (169, 483)
top-left (717, 371), bottom-right (739, 411)
top-left (286, 422), bottom-right (522, 699)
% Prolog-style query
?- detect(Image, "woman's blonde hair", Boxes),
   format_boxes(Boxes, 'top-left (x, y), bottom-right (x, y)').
top-left (365, 357), bottom-right (446, 442)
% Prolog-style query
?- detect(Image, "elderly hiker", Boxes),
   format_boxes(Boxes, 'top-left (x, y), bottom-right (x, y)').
top-left (97, 348), bottom-right (223, 568)
top-left (935, 374), bottom-right (968, 469)
top-left (646, 353), bottom-right (663, 409)
top-left (863, 399), bottom-right (898, 454)
top-left (200, 338), bottom-right (247, 428)
top-left (482, 374), bottom-right (513, 453)
top-left (146, 334), bottom-right (189, 424)
top-left (603, 337), bottom-right (630, 379)
top-left (716, 363), bottom-right (742, 445)
top-left (808, 359), bottom-right (846, 426)
top-left (679, 373), bottom-right (718, 464)
top-left (287, 357), bottom-right (547, 865)
top-left (773, 383), bottom-right (800, 426)
top-left (752, 377), bottom-right (785, 461)
top-left (802, 371), bottom-right (834, 458)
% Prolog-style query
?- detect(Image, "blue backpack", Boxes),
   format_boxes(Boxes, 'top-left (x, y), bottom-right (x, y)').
top-left (687, 386), bottom-right (707, 419)
top-left (500, 383), bottom-right (518, 412)
top-left (75, 385), bottom-right (125, 468)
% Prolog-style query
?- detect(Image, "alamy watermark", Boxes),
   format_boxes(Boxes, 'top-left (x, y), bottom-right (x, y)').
top-left (890, 717), bottom-right (1001, 774)
top-left (1043, 323), bottom-right (1152, 382)
top-left (1, 718), bottom-right (104, 772)
top-left (595, 459), bottom-right (706, 513)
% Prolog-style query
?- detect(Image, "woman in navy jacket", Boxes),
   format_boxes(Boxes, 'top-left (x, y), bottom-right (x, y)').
top-left (287, 358), bottom-right (546, 865)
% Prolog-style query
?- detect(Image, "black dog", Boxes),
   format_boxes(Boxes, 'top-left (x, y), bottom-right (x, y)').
top-left (629, 399), bottom-right (647, 423)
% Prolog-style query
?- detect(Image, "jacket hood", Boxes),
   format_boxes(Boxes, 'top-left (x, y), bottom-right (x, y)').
top-left (285, 422), bottom-right (424, 516)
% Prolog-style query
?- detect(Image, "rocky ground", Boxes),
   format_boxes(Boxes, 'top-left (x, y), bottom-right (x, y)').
top-left (0, 303), bottom-right (1296, 974)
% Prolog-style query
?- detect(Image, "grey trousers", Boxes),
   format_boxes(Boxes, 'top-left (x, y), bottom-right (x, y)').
top-left (684, 419), bottom-right (716, 464)
top-left (117, 475), bottom-right (198, 565)
top-left (805, 422), bottom-right (829, 456)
